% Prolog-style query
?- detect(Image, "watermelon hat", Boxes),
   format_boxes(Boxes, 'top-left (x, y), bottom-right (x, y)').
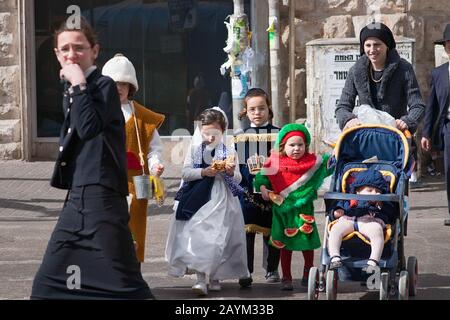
top-left (274, 123), bottom-right (311, 151)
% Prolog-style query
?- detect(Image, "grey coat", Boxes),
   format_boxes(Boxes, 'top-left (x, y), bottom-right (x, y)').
top-left (335, 49), bottom-right (425, 132)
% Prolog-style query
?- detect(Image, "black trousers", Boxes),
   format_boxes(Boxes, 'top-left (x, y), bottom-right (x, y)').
top-left (31, 184), bottom-right (153, 300)
top-left (444, 122), bottom-right (450, 214)
top-left (246, 232), bottom-right (280, 274)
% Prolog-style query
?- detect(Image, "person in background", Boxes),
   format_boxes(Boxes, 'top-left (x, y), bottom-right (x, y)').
top-left (165, 108), bottom-right (249, 296)
top-left (234, 88), bottom-right (281, 288)
top-left (102, 53), bottom-right (165, 263)
top-left (421, 23), bottom-right (450, 226)
top-left (335, 22), bottom-right (425, 133)
top-left (186, 73), bottom-right (212, 133)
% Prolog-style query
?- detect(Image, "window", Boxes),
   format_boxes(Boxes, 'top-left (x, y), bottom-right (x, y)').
top-left (35, 0), bottom-right (236, 136)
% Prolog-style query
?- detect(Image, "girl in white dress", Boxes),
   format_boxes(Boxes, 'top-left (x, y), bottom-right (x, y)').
top-left (165, 107), bottom-right (249, 296)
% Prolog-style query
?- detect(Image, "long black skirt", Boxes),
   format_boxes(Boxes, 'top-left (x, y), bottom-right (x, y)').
top-left (31, 184), bottom-right (153, 300)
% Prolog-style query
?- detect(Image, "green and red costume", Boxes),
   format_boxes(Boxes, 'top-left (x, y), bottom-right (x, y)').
top-left (253, 124), bottom-right (334, 251)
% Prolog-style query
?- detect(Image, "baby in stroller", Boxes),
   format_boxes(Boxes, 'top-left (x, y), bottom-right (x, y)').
top-left (328, 168), bottom-right (396, 273)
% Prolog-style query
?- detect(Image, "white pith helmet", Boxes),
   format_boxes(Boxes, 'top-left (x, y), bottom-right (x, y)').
top-left (102, 53), bottom-right (139, 92)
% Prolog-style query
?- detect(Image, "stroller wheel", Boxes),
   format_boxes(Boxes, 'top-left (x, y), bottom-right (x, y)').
top-left (398, 270), bottom-right (409, 300)
top-left (326, 270), bottom-right (338, 300)
top-left (307, 267), bottom-right (320, 300)
top-left (406, 256), bottom-right (418, 296)
top-left (379, 272), bottom-right (390, 300)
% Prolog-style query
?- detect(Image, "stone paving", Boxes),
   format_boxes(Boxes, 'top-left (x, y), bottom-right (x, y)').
top-left (1, 160), bottom-right (450, 300)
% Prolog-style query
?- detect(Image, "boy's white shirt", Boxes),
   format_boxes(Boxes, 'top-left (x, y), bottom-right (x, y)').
top-left (121, 101), bottom-right (162, 175)
top-left (250, 121), bottom-right (269, 127)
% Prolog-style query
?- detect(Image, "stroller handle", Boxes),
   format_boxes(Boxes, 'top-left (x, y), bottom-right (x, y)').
top-left (403, 130), bottom-right (412, 139)
top-left (323, 192), bottom-right (400, 203)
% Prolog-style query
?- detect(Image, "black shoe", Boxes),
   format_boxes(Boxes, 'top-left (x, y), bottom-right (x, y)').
top-left (239, 276), bottom-right (253, 288)
top-left (280, 279), bottom-right (293, 291)
top-left (301, 277), bottom-right (308, 287)
top-left (444, 219), bottom-right (450, 226)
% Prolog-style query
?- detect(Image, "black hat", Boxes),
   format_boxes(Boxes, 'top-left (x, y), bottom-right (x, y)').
top-left (359, 22), bottom-right (396, 55)
top-left (435, 23), bottom-right (450, 45)
top-left (351, 169), bottom-right (389, 194)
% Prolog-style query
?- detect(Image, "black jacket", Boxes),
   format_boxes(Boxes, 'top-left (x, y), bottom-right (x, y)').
top-left (333, 199), bottom-right (396, 225)
top-left (335, 49), bottom-right (425, 133)
top-left (422, 62), bottom-right (450, 150)
top-left (236, 124), bottom-right (279, 227)
top-left (50, 68), bottom-right (128, 196)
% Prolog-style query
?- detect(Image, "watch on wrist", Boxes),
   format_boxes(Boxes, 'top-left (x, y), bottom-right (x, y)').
top-left (68, 83), bottom-right (88, 96)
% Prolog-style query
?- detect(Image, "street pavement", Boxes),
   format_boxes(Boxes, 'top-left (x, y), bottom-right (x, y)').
top-left (1, 160), bottom-right (450, 300)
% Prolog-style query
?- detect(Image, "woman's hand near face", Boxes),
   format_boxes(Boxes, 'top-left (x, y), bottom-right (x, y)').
top-left (60, 63), bottom-right (86, 86)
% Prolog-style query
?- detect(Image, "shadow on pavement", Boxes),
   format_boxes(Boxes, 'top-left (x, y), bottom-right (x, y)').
top-left (0, 198), bottom-right (61, 217)
top-left (357, 273), bottom-right (450, 300)
top-left (152, 282), bottom-right (306, 300)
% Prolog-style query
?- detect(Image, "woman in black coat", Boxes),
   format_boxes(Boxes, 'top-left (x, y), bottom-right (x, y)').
top-left (335, 22), bottom-right (425, 133)
top-left (30, 18), bottom-right (153, 300)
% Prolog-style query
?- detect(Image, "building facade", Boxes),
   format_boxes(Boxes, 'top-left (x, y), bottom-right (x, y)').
top-left (1, 0), bottom-right (450, 160)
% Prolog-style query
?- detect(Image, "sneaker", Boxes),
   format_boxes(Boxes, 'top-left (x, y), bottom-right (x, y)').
top-left (281, 279), bottom-right (293, 291)
top-left (265, 271), bottom-right (281, 283)
top-left (444, 218), bottom-right (450, 226)
top-left (192, 281), bottom-right (208, 296)
top-left (239, 276), bottom-right (253, 288)
top-left (209, 279), bottom-right (221, 291)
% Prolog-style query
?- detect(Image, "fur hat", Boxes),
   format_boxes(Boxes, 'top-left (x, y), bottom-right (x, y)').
top-left (275, 123), bottom-right (311, 150)
top-left (351, 169), bottom-right (388, 194)
top-left (359, 22), bottom-right (396, 55)
top-left (102, 54), bottom-right (139, 92)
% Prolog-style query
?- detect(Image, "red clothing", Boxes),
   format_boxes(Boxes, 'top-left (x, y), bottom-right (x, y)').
top-left (262, 152), bottom-right (318, 194)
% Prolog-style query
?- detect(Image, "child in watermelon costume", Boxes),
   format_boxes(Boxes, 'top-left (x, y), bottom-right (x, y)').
top-left (253, 123), bottom-right (334, 290)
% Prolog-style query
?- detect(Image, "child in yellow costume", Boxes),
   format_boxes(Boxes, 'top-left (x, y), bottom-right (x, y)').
top-left (103, 54), bottom-right (165, 263)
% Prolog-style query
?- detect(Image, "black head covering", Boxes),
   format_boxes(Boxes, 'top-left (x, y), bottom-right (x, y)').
top-left (351, 169), bottom-right (389, 194)
top-left (359, 22), bottom-right (396, 55)
top-left (435, 23), bottom-right (450, 45)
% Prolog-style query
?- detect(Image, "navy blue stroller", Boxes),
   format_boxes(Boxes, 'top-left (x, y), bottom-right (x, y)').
top-left (307, 124), bottom-right (419, 300)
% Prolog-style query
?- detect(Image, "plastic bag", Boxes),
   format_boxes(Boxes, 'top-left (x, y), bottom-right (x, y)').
top-left (353, 104), bottom-right (396, 128)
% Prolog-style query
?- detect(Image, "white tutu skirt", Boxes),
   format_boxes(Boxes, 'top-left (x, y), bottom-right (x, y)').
top-left (165, 176), bottom-right (249, 280)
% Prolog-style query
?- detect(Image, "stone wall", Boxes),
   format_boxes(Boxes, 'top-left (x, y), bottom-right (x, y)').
top-left (279, 0), bottom-right (450, 124)
top-left (0, 0), bottom-right (21, 159)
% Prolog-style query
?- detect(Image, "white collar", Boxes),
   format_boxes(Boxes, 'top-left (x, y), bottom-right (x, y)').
top-left (251, 121), bottom-right (269, 128)
top-left (84, 65), bottom-right (97, 78)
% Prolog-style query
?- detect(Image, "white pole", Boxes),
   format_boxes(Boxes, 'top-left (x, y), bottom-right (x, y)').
top-left (268, 0), bottom-right (282, 127)
top-left (230, 0), bottom-right (248, 130)
top-left (289, 0), bottom-right (296, 123)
